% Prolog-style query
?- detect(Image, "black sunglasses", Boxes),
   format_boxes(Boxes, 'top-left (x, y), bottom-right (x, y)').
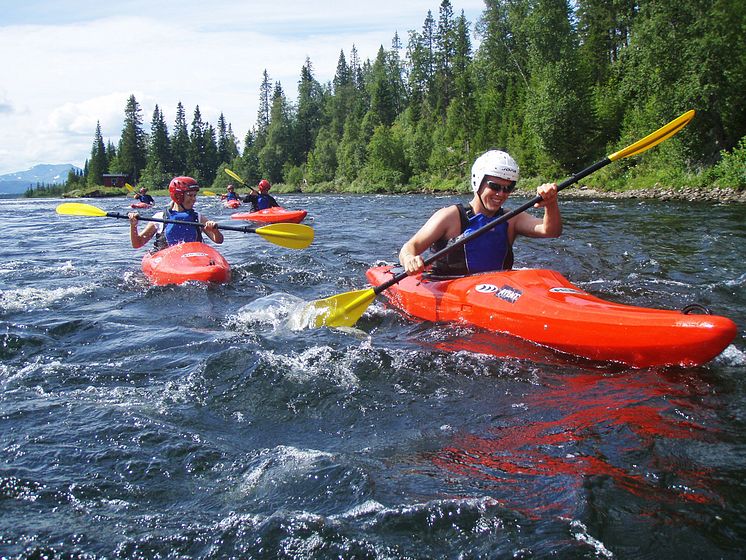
top-left (485, 180), bottom-right (516, 194)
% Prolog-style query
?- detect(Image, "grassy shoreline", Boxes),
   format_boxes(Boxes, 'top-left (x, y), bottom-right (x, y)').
top-left (48, 182), bottom-right (746, 203)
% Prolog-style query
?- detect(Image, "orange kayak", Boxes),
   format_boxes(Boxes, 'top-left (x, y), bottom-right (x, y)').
top-left (141, 242), bottom-right (231, 286)
top-left (230, 206), bottom-right (307, 224)
top-left (223, 199), bottom-right (241, 209)
top-left (130, 202), bottom-right (153, 209)
top-left (365, 265), bottom-right (737, 368)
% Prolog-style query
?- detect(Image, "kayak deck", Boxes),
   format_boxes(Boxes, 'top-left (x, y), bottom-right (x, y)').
top-left (365, 265), bottom-right (737, 368)
top-left (141, 242), bottom-right (231, 286)
top-left (230, 207), bottom-right (307, 224)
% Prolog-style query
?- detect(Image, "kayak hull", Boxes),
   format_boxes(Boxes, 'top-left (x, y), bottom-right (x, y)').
top-left (130, 202), bottom-right (152, 209)
top-left (141, 242), bottom-right (231, 286)
top-left (224, 199), bottom-right (241, 209)
top-left (231, 207), bottom-right (307, 224)
top-left (365, 265), bottom-right (737, 368)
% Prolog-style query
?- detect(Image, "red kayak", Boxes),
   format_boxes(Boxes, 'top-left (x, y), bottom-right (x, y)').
top-left (141, 242), bottom-right (231, 286)
top-left (230, 206), bottom-right (307, 224)
top-left (223, 199), bottom-right (241, 209)
top-left (365, 265), bottom-right (737, 368)
top-left (130, 202), bottom-right (153, 209)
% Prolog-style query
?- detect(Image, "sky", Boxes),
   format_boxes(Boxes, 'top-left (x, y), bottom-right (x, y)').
top-left (0, 0), bottom-right (486, 175)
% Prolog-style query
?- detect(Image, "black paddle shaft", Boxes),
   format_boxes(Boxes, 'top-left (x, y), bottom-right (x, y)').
top-left (106, 211), bottom-right (260, 233)
top-left (374, 157), bottom-right (612, 295)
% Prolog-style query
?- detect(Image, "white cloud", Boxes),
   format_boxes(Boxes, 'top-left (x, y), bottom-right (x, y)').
top-left (0, 1), bottom-right (486, 174)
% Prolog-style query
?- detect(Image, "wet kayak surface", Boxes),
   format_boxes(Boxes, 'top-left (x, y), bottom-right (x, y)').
top-left (1, 193), bottom-right (745, 558)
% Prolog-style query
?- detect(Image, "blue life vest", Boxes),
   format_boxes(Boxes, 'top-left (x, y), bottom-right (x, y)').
top-left (226, 192), bottom-right (239, 201)
top-left (154, 207), bottom-right (202, 250)
top-left (256, 194), bottom-right (273, 210)
top-left (430, 204), bottom-right (512, 276)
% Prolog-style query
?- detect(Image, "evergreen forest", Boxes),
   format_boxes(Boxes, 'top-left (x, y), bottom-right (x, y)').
top-left (58, 0), bottom-right (746, 197)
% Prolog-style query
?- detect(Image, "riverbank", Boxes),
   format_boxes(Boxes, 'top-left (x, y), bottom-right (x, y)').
top-left (558, 185), bottom-right (746, 203)
top-left (27, 183), bottom-right (745, 203)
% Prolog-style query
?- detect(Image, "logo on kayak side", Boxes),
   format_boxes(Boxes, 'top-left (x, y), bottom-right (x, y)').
top-left (475, 283), bottom-right (499, 294)
top-left (475, 283), bottom-right (522, 304)
top-left (182, 252), bottom-right (209, 258)
top-left (549, 287), bottom-right (586, 294)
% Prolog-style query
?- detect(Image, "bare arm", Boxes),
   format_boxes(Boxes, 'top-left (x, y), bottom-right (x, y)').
top-left (512, 183), bottom-right (562, 239)
top-left (399, 206), bottom-right (460, 274)
top-left (129, 213), bottom-right (157, 248)
top-left (201, 216), bottom-right (224, 244)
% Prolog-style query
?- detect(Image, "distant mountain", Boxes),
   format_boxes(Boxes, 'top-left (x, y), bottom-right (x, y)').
top-left (0, 164), bottom-right (81, 195)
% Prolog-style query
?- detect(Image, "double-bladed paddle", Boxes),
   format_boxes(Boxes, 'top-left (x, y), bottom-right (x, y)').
top-left (225, 168), bottom-right (250, 188)
top-left (56, 202), bottom-right (314, 249)
top-left (305, 109), bottom-right (696, 328)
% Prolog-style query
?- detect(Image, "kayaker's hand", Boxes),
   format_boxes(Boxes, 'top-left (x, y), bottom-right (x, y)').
top-left (128, 212), bottom-right (140, 224)
top-left (534, 183), bottom-right (558, 208)
top-left (402, 253), bottom-right (425, 275)
top-left (204, 221), bottom-right (219, 233)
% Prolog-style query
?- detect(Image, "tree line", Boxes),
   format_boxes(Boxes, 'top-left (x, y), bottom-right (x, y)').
top-left (63, 0), bottom-right (746, 196)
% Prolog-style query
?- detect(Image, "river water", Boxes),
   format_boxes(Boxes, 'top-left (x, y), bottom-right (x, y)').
top-left (1, 192), bottom-right (745, 559)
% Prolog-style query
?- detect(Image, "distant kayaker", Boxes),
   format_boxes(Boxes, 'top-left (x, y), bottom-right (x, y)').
top-left (221, 184), bottom-right (240, 202)
top-left (243, 179), bottom-right (279, 212)
top-left (399, 150), bottom-right (562, 276)
top-left (128, 176), bottom-right (223, 250)
top-left (133, 187), bottom-right (155, 205)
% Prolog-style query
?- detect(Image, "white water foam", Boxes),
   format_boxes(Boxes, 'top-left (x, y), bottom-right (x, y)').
top-left (0, 284), bottom-right (95, 313)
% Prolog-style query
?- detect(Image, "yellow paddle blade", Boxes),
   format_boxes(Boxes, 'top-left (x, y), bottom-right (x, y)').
top-left (124, 183), bottom-right (135, 192)
top-left (224, 168), bottom-right (245, 185)
top-left (609, 110), bottom-right (695, 161)
top-left (202, 190), bottom-right (217, 196)
top-left (304, 288), bottom-right (377, 328)
top-left (255, 223), bottom-right (314, 249)
top-left (56, 202), bottom-right (107, 217)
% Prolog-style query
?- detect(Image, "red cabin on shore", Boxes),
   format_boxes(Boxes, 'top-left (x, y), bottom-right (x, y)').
top-left (102, 173), bottom-right (130, 188)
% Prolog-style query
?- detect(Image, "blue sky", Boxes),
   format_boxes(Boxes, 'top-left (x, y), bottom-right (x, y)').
top-left (0, 0), bottom-right (486, 175)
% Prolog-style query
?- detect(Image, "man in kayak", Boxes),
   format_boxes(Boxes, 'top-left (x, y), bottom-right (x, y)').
top-left (128, 176), bottom-right (224, 250)
top-left (133, 187), bottom-right (155, 205)
top-left (242, 179), bottom-right (279, 212)
top-left (221, 184), bottom-right (240, 202)
top-left (399, 150), bottom-right (561, 276)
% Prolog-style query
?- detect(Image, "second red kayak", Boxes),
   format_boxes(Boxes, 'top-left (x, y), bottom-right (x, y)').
top-left (365, 265), bottom-right (737, 368)
top-left (230, 206), bottom-right (307, 224)
top-left (141, 242), bottom-right (231, 286)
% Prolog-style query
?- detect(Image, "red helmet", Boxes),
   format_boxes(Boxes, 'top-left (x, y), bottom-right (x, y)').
top-left (258, 179), bottom-right (271, 193)
top-left (169, 176), bottom-right (199, 204)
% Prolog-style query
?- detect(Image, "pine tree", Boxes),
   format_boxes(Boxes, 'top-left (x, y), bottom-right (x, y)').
top-left (296, 57), bottom-right (325, 164)
top-left (187, 105), bottom-right (208, 182)
top-left (140, 105), bottom-right (172, 189)
top-left (171, 102), bottom-right (190, 176)
top-left (148, 104), bottom-right (171, 170)
top-left (87, 121), bottom-right (108, 187)
top-left (433, 0), bottom-right (456, 120)
top-left (366, 47), bottom-right (397, 128)
top-left (257, 69), bottom-right (272, 135)
top-left (117, 94), bottom-right (147, 182)
top-left (217, 113), bottom-right (239, 164)
top-left (259, 83), bottom-right (293, 182)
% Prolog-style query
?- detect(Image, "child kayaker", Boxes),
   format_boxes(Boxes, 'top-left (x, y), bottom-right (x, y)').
top-left (133, 187), bottom-right (155, 205)
top-left (399, 150), bottom-right (562, 276)
top-left (221, 184), bottom-right (240, 201)
top-left (242, 179), bottom-right (279, 212)
top-left (128, 176), bottom-right (223, 250)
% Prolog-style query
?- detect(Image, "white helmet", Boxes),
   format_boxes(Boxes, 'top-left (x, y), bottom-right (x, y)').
top-left (470, 150), bottom-right (519, 193)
